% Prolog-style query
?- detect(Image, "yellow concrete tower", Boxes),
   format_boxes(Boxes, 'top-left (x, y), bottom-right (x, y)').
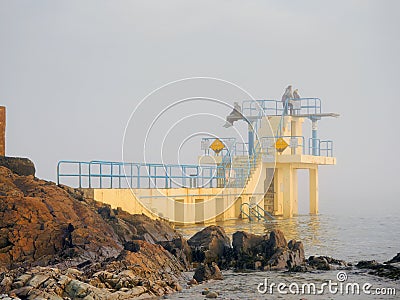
top-left (57, 96), bottom-right (338, 224)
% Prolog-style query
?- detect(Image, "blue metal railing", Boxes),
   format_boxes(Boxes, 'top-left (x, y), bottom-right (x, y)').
top-left (57, 160), bottom-right (249, 189)
top-left (242, 98), bottom-right (322, 118)
top-left (260, 136), bottom-right (306, 155)
top-left (308, 138), bottom-right (333, 157)
top-left (242, 99), bottom-right (283, 117)
top-left (234, 142), bottom-right (249, 156)
top-left (295, 98), bottom-right (322, 115)
top-left (56, 161), bottom-right (91, 189)
top-left (201, 137), bottom-right (236, 156)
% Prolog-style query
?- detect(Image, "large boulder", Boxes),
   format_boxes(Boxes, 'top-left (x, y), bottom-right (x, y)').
top-left (232, 231), bottom-right (265, 269)
top-left (188, 225), bottom-right (231, 265)
top-left (0, 156), bottom-right (35, 177)
top-left (231, 229), bottom-right (305, 270)
top-left (193, 262), bottom-right (223, 283)
top-left (232, 231), bottom-right (265, 256)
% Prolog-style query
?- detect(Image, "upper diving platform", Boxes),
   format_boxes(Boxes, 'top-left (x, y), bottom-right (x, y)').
top-left (241, 98), bottom-right (339, 119)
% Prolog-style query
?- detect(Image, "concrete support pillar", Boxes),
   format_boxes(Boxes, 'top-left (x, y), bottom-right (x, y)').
top-left (292, 169), bottom-right (298, 215)
top-left (186, 195), bottom-right (195, 223)
top-left (0, 106), bottom-right (5, 156)
top-left (291, 117), bottom-right (304, 155)
top-left (282, 165), bottom-right (293, 218)
top-left (309, 168), bottom-right (319, 214)
top-left (273, 167), bottom-right (283, 215)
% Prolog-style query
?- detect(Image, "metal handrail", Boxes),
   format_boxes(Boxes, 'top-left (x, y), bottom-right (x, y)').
top-left (57, 159), bottom-right (250, 189)
top-left (201, 137), bottom-right (236, 156)
top-left (242, 98), bottom-right (322, 118)
top-left (57, 161), bottom-right (91, 188)
top-left (260, 135), bottom-right (306, 155)
top-left (240, 202), bottom-right (274, 222)
top-left (308, 138), bottom-right (334, 157)
top-left (253, 203), bottom-right (275, 220)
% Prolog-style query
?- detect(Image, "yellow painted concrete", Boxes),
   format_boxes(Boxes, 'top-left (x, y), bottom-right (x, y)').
top-left (292, 169), bottom-right (299, 216)
top-left (309, 168), bottom-right (319, 214)
top-left (282, 164), bottom-right (293, 218)
top-left (83, 114), bottom-right (334, 223)
top-left (83, 186), bottom-right (254, 224)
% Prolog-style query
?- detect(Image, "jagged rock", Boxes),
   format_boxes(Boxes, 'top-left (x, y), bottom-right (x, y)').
top-left (307, 256), bottom-right (330, 270)
top-left (12, 286), bottom-right (33, 298)
top-left (307, 256), bottom-right (348, 271)
top-left (356, 260), bottom-right (379, 269)
top-left (188, 226), bottom-right (231, 265)
top-left (193, 262), bottom-right (223, 283)
top-left (386, 253), bottom-right (400, 264)
top-left (157, 237), bottom-right (191, 269)
top-left (0, 166), bottom-right (124, 269)
top-left (27, 274), bottom-right (50, 288)
top-left (0, 163), bottom-right (189, 272)
top-left (2, 241), bottom-right (185, 298)
top-left (232, 231), bottom-right (264, 256)
top-left (117, 213), bottom-right (181, 244)
top-left (266, 247), bottom-right (290, 270)
top-left (11, 274), bottom-right (31, 289)
top-left (0, 162), bottom-right (188, 298)
top-left (263, 229), bottom-right (287, 258)
top-left (231, 230), bottom-right (305, 270)
top-left (97, 205), bottom-right (116, 220)
top-left (123, 241), bottom-right (140, 252)
top-left (287, 240), bottom-right (305, 269)
top-left (65, 280), bottom-right (90, 298)
top-left (357, 259), bottom-right (400, 280)
top-left (0, 157), bottom-right (35, 177)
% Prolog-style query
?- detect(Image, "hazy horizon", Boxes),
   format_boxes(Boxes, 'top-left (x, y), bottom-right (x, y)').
top-left (1, 1), bottom-right (399, 216)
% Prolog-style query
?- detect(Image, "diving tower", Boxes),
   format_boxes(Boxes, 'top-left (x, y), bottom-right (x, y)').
top-left (57, 97), bottom-right (338, 223)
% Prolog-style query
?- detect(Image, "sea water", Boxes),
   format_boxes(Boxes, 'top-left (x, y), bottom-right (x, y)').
top-left (170, 213), bottom-right (400, 299)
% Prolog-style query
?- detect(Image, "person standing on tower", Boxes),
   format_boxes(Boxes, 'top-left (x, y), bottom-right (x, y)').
top-left (281, 85), bottom-right (294, 115)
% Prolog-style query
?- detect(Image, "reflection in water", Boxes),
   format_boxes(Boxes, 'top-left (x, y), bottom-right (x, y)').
top-left (176, 214), bottom-right (400, 262)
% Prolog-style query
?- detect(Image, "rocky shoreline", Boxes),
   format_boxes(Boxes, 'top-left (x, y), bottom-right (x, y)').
top-left (0, 157), bottom-right (399, 299)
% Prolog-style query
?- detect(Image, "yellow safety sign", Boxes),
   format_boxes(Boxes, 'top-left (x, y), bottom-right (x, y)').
top-left (210, 138), bottom-right (225, 154)
top-left (275, 137), bottom-right (289, 152)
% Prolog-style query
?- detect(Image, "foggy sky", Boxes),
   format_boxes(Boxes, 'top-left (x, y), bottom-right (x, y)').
top-left (1, 0), bottom-right (399, 215)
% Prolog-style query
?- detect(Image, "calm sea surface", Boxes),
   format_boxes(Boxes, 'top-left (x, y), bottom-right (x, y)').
top-left (170, 214), bottom-right (400, 299)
